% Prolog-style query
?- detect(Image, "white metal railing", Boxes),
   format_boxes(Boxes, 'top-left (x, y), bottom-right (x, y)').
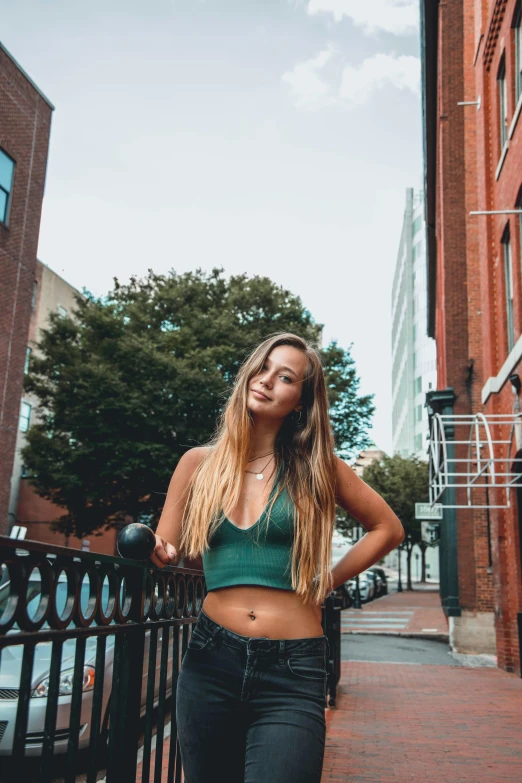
top-left (429, 413), bottom-right (522, 508)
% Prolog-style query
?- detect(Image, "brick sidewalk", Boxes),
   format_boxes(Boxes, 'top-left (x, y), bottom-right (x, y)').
top-left (342, 588), bottom-right (449, 641)
top-left (322, 662), bottom-right (522, 782)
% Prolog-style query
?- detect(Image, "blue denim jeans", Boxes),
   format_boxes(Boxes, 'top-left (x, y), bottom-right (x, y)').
top-left (176, 609), bottom-right (329, 783)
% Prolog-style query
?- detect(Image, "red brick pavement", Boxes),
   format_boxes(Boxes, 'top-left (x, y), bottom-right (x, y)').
top-left (322, 662), bottom-right (522, 782)
top-left (136, 659), bottom-right (522, 782)
top-left (342, 589), bottom-right (449, 640)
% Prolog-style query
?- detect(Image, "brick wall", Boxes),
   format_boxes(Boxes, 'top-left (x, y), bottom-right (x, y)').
top-left (474, 0), bottom-right (522, 673)
top-left (431, 0), bottom-right (522, 672)
top-left (0, 45), bottom-right (53, 534)
top-left (434, 0), bottom-right (495, 622)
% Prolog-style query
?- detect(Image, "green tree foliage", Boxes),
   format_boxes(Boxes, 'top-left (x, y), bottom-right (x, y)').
top-left (23, 269), bottom-right (374, 538)
top-left (336, 454), bottom-right (429, 588)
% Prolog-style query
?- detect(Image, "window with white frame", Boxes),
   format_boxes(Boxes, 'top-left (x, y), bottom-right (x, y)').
top-left (57, 305), bottom-right (68, 317)
top-left (0, 148), bottom-right (15, 225)
top-left (498, 57), bottom-right (509, 151)
top-left (502, 226), bottom-right (515, 352)
top-left (19, 401), bottom-right (32, 432)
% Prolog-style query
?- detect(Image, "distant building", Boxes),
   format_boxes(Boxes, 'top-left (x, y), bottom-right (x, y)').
top-left (8, 260), bottom-right (118, 555)
top-left (351, 448), bottom-right (386, 477)
top-left (391, 188), bottom-right (437, 459)
top-left (0, 43), bottom-right (53, 534)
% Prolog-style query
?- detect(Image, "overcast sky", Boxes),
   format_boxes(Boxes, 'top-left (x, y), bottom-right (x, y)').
top-left (3, 0), bottom-right (423, 452)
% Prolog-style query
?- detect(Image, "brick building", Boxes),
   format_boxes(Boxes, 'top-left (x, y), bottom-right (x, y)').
top-left (0, 43), bottom-right (53, 535)
top-left (6, 260), bottom-right (119, 555)
top-left (422, 0), bottom-right (522, 672)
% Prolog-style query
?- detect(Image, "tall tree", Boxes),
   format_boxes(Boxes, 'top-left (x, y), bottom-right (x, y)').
top-left (23, 269), bottom-right (374, 539)
top-left (336, 454), bottom-right (430, 588)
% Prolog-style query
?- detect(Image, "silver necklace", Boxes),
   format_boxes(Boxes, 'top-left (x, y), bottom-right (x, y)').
top-left (246, 450), bottom-right (274, 463)
top-left (245, 455), bottom-right (274, 481)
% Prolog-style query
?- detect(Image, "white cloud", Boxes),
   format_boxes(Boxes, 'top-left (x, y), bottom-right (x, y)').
top-left (281, 44), bottom-right (337, 109)
top-left (340, 53), bottom-right (420, 105)
top-left (283, 49), bottom-right (420, 109)
top-left (307, 0), bottom-right (419, 35)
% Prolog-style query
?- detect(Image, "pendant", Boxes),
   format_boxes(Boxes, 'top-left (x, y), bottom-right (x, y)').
top-left (256, 473), bottom-right (264, 480)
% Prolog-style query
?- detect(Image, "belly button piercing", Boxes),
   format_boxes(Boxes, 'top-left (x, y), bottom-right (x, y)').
top-left (249, 609), bottom-right (256, 620)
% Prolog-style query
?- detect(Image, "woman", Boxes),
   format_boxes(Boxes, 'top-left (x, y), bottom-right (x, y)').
top-left (152, 333), bottom-right (403, 783)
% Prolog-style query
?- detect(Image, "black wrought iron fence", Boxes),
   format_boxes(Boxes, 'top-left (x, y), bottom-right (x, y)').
top-left (0, 532), bottom-right (341, 783)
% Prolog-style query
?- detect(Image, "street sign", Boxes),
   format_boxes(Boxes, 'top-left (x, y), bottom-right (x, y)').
top-left (421, 521), bottom-right (440, 545)
top-left (415, 502), bottom-right (443, 520)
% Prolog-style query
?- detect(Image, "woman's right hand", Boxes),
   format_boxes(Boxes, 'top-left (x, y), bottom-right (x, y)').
top-left (150, 534), bottom-right (178, 568)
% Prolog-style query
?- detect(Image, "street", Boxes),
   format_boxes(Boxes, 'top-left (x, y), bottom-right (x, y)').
top-left (342, 633), bottom-right (463, 666)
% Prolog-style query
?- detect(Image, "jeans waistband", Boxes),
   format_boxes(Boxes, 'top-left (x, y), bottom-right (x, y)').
top-left (197, 608), bottom-right (329, 655)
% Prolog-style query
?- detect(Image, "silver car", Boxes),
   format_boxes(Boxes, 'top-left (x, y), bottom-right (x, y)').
top-left (0, 574), bottom-right (175, 756)
top-left (347, 571), bottom-right (376, 603)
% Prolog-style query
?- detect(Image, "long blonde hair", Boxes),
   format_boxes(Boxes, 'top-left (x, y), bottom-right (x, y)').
top-left (180, 333), bottom-right (337, 605)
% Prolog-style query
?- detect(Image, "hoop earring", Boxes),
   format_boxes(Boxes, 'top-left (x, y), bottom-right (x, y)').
top-left (294, 409), bottom-right (303, 425)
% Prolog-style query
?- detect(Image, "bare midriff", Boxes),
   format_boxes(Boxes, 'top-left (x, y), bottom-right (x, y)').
top-left (202, 585), bottom-right (324, 639)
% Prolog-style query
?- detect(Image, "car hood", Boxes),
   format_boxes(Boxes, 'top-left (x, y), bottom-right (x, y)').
top-left (0, 635), bottom-right (111, 690)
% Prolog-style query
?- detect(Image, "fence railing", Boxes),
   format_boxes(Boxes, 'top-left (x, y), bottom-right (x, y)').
top-left (0, 532), bottom-right (341, 782)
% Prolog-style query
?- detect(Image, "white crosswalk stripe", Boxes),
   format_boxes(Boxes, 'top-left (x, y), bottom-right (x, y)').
top-left (341, 610), bottom-right (414, 632)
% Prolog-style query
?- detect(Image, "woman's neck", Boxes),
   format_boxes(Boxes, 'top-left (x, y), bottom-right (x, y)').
top-left (248, 417), bottom-right (281, 459)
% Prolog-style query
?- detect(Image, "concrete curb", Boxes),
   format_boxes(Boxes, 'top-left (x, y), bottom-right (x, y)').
top-left (341, 630), bottom-right (450, 643)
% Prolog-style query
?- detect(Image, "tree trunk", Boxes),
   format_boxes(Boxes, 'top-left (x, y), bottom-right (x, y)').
top-left (420, 543), bottom-right (428, 582)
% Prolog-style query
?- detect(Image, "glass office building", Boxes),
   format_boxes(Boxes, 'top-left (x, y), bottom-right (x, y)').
top-left (391, 188), bottom-right (437, 459)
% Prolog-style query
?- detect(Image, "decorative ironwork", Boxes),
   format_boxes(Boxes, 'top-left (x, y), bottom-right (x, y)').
top-left (429, 413), bottom-right (522, 509)
top-left (0, 535), bottom-right (204, 783)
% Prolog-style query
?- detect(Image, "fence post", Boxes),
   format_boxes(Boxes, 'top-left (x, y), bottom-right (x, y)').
top-left (322, 593), bottom-right (341, 707)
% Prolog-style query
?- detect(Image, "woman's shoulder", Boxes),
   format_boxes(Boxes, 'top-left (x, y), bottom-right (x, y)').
top-left (178, 446), bottom-right (212, 471)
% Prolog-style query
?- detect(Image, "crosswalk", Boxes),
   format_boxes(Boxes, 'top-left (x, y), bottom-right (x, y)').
top-left (341, 609), bottom-right (414, 633)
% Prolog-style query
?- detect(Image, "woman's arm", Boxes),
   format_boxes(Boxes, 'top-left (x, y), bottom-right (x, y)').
top-left (150, 446), bottom-right (209, 568)
top-left (329, 456), bottom-right (404, 590)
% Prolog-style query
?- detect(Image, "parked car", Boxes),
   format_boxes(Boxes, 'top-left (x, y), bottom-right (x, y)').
top-left (369, 566), bottom-right (388, 596)
top-left (0, 571), bottom-right (174, 756)
top-left (347, 571), bottom-right (375, 603)
top-left (366, 569), bottom-right (386, 598)
top-left (333, 582), bottom-right (353, 610)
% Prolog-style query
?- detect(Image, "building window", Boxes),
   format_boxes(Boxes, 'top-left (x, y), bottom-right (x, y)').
top-left (498, 57), bottom-right (508, 151)
top-left (416, 404), bottom-right (423, 422)
top-left (414, 433), bottom-right (423, 451)
top-left (515, 3), bottom-right (522, 103)
top-left (58, 305), bottom-right (68, 317)
top-left (0, 148), bottom-right (15, 226)
top-left (503, 227), bottom-right (515, 352)
top-left (24, 347), bottom-right (32, 374)
top-left (415, 376), bottom-right (422, 394)
top-left (20, 401), bottom-right (32, 433)
top-left (412, 216), bottom-right (422, 236)
top-left (31, 280), bottom-right (38, 311)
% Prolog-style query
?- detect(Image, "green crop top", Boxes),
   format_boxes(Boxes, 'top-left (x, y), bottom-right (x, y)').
top-left (201, 480), bottom-right (295, 592)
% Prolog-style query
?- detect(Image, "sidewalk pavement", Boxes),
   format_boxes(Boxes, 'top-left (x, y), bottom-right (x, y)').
top-left (322, 661), bottom-right (522, 782)
top-left (341, 588), bottom-right (449, 641)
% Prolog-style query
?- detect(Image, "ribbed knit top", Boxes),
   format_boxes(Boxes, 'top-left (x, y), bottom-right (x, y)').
top-left (202, 480), bottom-right (295, 592)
